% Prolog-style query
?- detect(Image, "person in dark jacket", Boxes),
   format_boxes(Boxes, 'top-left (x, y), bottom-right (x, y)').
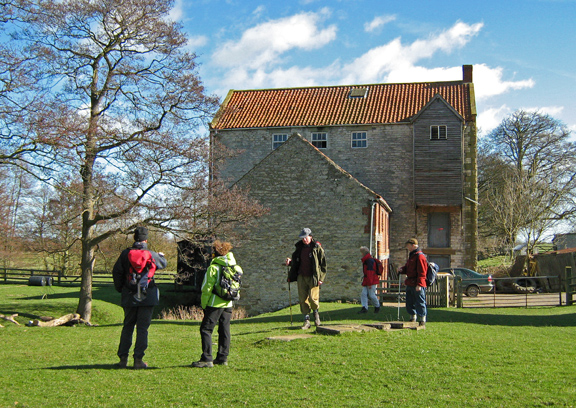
top-left (112, 226), bottom-right (167, 369)
top-left (398, 238), bottom-right (427, 326)
top-left (285, 228), bottom-right (327, 329)
top-left (358, 246), bottom-right (381, 314)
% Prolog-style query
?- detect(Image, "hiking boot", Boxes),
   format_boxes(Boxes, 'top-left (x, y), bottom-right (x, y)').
top-left (301, 319), bottom-right (311, 330)
top-left (116, 356), bottom-right (128, 369)
top-left (313, 310), bottom-right (321, 326)
top-left (133, 358), bottom-right (148, 369)
top-left (191, 360), bottom-right (214, 368)
top-left (357, 307), bottom-right (368, 314)
top-left (374, 307), bottom-right (380, 314)
top-left (213, 359), bottom-right (228, 366)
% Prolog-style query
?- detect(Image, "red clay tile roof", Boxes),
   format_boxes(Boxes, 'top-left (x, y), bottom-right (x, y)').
top-left (211, 81), bottom-right (476, 130)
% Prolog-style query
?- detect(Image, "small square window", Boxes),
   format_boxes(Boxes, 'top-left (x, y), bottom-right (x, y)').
top-left (430, 125), bottom-right (447, 140)
top-left (351, 132), bottom-right (367, 148)
top-left (272, 134), bottom-right (288, 149)
top-left (311, 132), bottom-right (327, 149)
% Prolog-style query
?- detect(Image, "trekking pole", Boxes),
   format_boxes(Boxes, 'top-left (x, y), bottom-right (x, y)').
top-left (287, 265), bottom-right (293, 326)
top-left (397, 274), bottom-right (401, 321)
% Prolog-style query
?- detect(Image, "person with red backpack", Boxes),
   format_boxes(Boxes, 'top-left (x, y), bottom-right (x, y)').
top-left (357, 246), bottom-right (381, 314)
top-left (112, 226), bottom-right (167, 369)
top-left (398, 238), bottom-right (427, 327)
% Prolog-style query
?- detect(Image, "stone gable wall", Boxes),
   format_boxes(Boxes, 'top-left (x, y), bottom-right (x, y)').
top-left (233, 135), bottom-right (384, 314)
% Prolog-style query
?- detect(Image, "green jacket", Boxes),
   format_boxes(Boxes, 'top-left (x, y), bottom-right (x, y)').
top-left (201, 252), bottom-right (242, 309)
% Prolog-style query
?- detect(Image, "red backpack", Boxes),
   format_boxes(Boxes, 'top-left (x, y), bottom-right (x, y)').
top-left (127, 249), bottom-right (157, 287)
top-left (372, 257), bottom-right (384, 276)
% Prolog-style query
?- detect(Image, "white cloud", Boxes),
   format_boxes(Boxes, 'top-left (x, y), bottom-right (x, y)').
top-left (476, 105), bottom-right (566, 136)
top-left (473, 64), bottom-right (534, 100)
top-left (364, 15), bottom-right (396, 33)
top-left (340, 21), bottom-right (484, 84)
top-left (211, 9), bottom-right (337, 70)
top-left (207, 17), bottom-right (535, 123)
top-left (477, 105), bottom-right (512, 135)
top-left (169, 0), bottom-right (185, 22)
top-left (187, 35), bottom-right (208, 49)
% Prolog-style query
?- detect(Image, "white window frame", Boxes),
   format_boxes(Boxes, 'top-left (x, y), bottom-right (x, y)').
top-left (311, 132), bottom-right (328, 149)
top-left (430, 125), bottom-right (447, 140)
top-left (272, 134), bottom-right (288, 149)
top-left (351, 132), bottom-right (367, 148)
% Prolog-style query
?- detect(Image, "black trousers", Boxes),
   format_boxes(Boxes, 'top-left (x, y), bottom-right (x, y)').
top-left (200, 306), bottom-right (232, 362)
top-left (117, 305), bottom-right (154, 359)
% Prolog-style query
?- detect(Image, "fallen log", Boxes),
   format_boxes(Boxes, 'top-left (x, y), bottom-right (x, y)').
top-left (32, 313), bottom-right (81, 327)
top-left (0, 314), bottom-right (20, 326)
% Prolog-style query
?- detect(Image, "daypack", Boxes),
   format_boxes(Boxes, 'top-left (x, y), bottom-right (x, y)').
top-left (415, 251), bottom-right (439, 286)
top-left (372, 257), bottom-right (384, 276)
top-left (426, 261), bottom-right (439, 286)
top-left (213, 264), bottom-right (243, 301)
top-left (126, 249), bottom-right (157, 290)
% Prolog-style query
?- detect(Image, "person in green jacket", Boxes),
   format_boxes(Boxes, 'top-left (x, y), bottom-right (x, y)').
top-left (192, 240), bottom-right (242, 368)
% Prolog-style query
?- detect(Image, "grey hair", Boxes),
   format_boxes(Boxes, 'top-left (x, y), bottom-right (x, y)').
top-left (359, 246), bottom-right (370, 255)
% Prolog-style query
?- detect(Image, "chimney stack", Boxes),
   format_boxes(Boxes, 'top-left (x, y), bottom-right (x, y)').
top-left (463, 65), bottom-right (473, 82)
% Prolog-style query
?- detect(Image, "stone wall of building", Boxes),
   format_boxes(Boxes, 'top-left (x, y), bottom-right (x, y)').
top-left (233, 134), bottom-right (387, 314)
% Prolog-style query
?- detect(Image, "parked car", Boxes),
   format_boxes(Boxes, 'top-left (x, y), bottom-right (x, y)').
top-left (438, 268), bottom-right (494, 297)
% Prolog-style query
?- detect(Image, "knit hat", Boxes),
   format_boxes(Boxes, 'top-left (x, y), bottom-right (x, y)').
top-left (405, 238), bottom-right (418, 246)
top-left (134, 227), bottom-right (149, 242)
top-left (299, 228), bottom-right (312, 239)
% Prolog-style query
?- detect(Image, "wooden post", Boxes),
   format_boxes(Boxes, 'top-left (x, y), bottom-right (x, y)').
top-left (456, 276), bottom-right (463, 308)
top-left (566, 266), bottom-right (573, 306)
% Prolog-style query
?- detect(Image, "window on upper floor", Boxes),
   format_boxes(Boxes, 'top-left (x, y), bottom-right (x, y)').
top-left (430, 125), bottom-right (447, 140)
top-left (351, 132), bottom-right (367, 148)
top-left (311, 132), bottom-right (327, 149)
top-left (272, 134), bottom-right (288, 149)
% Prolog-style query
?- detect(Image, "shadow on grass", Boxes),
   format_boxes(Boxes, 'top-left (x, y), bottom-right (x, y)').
top-left (226, 304), bottom-right (576, 328)
top-left (428, 307), bottom-right (576, 327)
top-left (42, 364), bottom-right (160, 370)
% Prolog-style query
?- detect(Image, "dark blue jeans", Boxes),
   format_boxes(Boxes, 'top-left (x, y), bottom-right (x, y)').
top-left (405, 285), bottom-right (427, 318)
top-left (117, 306), bottom-right (154, 359)
top-left (200, 306), bottom-right (232, 362)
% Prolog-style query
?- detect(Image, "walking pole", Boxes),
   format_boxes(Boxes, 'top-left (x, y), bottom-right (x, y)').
top-left (287, 265), bottom-right (293, 326)
top-left (397, 274), bottom-right (401, 321)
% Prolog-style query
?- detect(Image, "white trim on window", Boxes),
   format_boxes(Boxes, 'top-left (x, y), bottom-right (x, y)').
top-left (311, 132), bottom-right (328, 149)
top-left (272, 134), bottom-right (288, 149)
top-left (430, 125), bottom-right (447, 140)
top-left (351, 131), bottom-right (367, 148)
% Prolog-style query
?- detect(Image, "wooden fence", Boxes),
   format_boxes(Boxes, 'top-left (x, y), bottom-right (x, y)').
top-left (376, 275), bottom-right (453, 308)
top-left (0, 267), bottom-right (176, 286)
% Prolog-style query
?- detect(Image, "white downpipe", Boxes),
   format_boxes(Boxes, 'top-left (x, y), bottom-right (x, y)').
top-left (370, 201), bottom-right (376, 255)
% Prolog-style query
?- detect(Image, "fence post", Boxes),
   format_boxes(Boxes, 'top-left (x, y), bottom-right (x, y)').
top-left (566, 266), bottom-right (573, 306)
top-left (559, 274), bottom-right (563, 306)
top-left (455, 276), bottom-right (463, 308)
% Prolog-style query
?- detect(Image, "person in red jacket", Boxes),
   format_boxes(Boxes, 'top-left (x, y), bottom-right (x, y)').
top-left (398, 238), bottom-right (427, 326)
top-left (358, 246), bottom-right (381, 314)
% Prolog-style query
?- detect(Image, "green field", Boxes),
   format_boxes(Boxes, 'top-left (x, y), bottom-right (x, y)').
top-left (1, 284), bottom-right (576, 407)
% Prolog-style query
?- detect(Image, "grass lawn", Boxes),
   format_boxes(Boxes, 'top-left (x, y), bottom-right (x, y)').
top-left (1, 284), bottom-right (576, 407)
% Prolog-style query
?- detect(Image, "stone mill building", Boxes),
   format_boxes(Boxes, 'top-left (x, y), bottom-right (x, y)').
top-left (209, 65), bottom-right (478, 314)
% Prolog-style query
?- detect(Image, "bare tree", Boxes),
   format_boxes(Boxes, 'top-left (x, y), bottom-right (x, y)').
top-left (479, 110), bottom-right (576, 255)
top-left (9, 0), bottom-right (265, 321)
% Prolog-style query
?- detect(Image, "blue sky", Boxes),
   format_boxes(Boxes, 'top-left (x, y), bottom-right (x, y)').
top-left (171, 0), bottom-right (575, 137)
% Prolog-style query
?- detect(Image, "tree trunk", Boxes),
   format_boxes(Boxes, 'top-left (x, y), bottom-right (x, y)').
top-left (77, 236), bottom-right (95, 321)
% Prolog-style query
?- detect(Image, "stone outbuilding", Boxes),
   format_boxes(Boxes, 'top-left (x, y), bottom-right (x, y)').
top-left (232, 133), bottom-right (390, 314)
